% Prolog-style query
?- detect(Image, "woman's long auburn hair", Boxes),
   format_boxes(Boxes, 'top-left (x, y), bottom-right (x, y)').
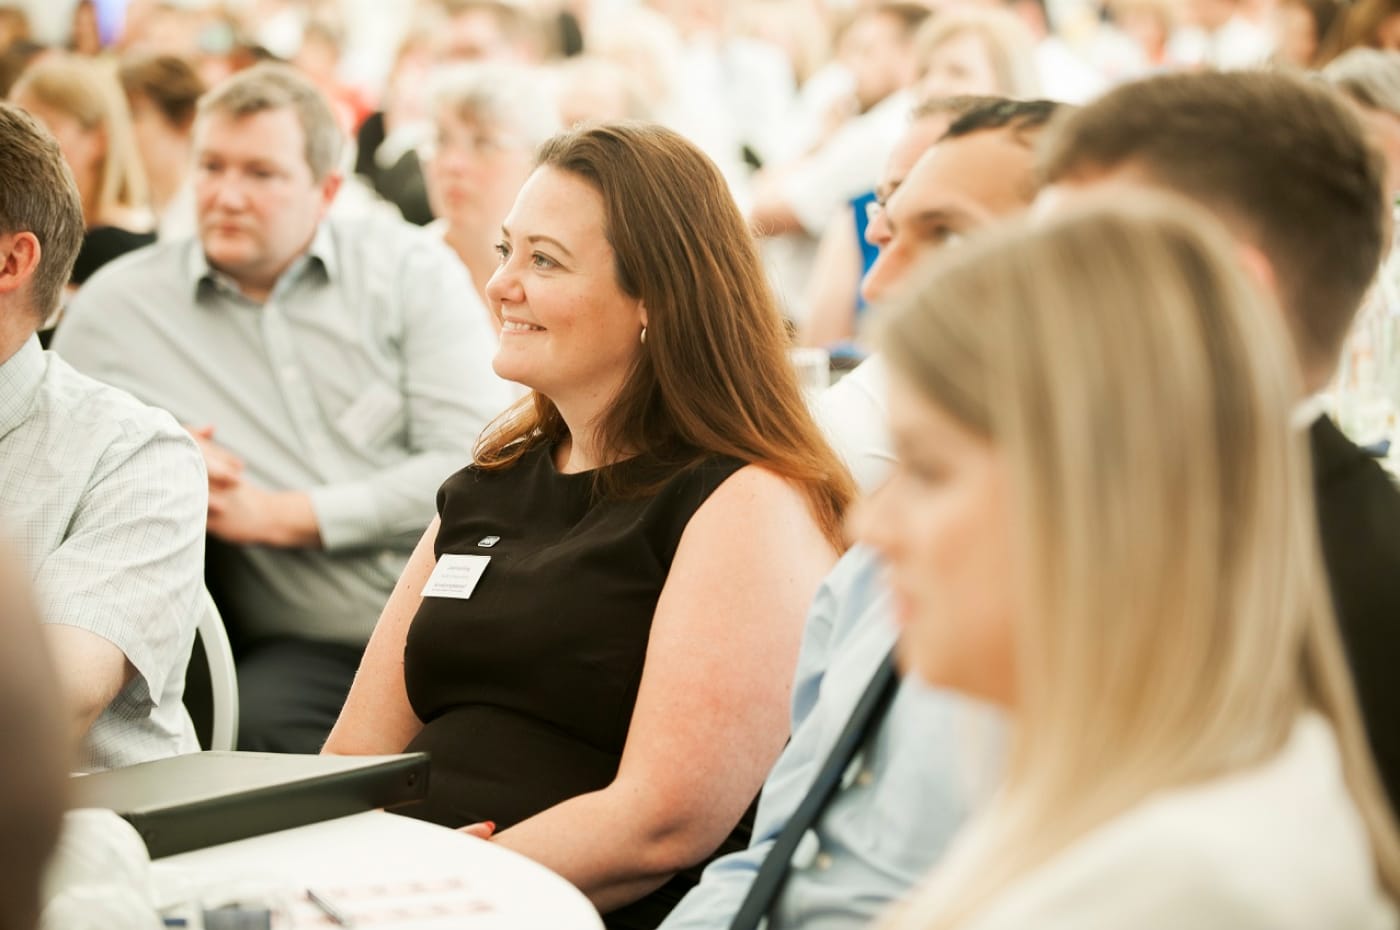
top-left (875, 194), bottom-right (1400, 927)
top-left (474, 122), bottom-right (854, 548)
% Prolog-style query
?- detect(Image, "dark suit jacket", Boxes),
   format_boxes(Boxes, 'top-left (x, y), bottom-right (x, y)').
top-left (1311, 414), bottom-right (1400, 814)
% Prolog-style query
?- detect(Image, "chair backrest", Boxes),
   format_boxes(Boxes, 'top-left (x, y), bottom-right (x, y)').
top-left (189, 591), bottom-right (239, 752)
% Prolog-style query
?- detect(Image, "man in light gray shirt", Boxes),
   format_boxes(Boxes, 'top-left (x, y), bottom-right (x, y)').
top-left (56, 64), bottom-right (511, 753)
top-left (0, 102), bottom-right (206, 770)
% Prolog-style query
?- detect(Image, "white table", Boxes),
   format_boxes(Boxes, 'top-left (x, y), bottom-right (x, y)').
top-left (151, 811), bottom-right (604, 929)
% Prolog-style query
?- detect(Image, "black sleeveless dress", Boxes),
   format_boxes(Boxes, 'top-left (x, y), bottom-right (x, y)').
top-left (400, 441), bottom-right (747, 929)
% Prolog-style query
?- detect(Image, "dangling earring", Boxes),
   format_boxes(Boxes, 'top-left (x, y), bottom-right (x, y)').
top-left (640, 326), bottom-right (647, 345)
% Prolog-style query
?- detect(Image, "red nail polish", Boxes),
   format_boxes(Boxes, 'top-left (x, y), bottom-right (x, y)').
top-left (484, 821), bottom-right (496, 833)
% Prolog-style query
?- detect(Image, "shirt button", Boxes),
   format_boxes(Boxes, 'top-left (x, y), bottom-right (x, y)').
top-left (814, 852), bottom-right (834, 871)
top-left (855, 768), bottom-right (875, 787)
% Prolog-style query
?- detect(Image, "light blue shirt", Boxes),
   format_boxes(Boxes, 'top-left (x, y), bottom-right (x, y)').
top-left (660, 546), bottom-right (1004, 930)
top-left (54, 212), bottom-right (513, 645)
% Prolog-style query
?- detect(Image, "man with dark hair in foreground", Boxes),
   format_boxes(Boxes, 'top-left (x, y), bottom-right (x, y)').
top-left (1039, 69), bottom-right (1400, 815)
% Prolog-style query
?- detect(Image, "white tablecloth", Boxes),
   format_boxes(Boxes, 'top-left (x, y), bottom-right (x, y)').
top-left (151, 810), bottom-right (604, 929)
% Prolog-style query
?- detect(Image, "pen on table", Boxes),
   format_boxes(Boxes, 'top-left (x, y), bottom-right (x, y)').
top-left (305, 887), bottom-right (354, 928)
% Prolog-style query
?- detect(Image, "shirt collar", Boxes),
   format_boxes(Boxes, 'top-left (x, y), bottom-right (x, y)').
top-left (0, 335), bottom-right (46, 442)
top-left (185, 223), bottom-right (338, 301)
top-left (1292, 394), bottom-right (1329, 432)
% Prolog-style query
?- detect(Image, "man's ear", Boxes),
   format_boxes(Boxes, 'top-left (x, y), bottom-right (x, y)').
top-left (0, 232), bottom-right (42, 297)
top-left (319, 171), bottom-right (344, 214)
top-left (1235, 241), bottom-right (1278, 302)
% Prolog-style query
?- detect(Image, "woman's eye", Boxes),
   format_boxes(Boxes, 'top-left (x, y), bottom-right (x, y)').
top-left (531, 253), bottom-right (557, 270)
top-left (494, 242), bottom-right (510, 262)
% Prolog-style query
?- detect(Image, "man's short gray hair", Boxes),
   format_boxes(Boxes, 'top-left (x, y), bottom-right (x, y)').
top-left (197, 63), bottom-right (345, 180)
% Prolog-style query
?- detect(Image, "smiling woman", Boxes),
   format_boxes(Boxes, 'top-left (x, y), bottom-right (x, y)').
top-left (325, 122), bottom-right (855, 930)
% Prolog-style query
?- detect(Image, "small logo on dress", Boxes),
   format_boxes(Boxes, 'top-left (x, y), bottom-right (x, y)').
top-left (477, 536), bottom-right (501, 548)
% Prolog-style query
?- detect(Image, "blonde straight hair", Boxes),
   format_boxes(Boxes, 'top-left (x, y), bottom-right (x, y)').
top-left (876, 194), bottom-right (1400, 928)
top-left (11, 54), bottom-right (148, 221)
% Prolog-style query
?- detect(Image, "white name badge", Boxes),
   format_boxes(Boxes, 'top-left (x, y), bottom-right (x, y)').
top-left (336, 381), bottom-right (403, 447)
top-left (421, 554), bottom-right (491, 600)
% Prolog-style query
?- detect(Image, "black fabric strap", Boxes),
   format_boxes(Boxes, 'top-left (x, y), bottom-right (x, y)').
top-left (728, 649), bottom-right (900, 930)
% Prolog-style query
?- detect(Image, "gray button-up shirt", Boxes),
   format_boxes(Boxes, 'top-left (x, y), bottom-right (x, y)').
top-left (0, 336), bottom-right (206, 770)
top-left (55, 213), bottom-right (512, 645)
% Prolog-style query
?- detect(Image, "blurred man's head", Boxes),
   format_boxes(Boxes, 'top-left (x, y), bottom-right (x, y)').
top-left (0, 102), bottom-right (83, 353)
top-left (863, 98), bottom-right (1061, 303)
top-left (846, 2), bottom-right (933, 112)
top-left (438, 0), bottom-right (543, 63)
top-left (192, 64), bottom-right (343, 300)
top-left (1039, 70), bottom-right (1388, 390)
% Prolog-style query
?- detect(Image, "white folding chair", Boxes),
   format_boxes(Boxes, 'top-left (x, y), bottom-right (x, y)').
top-left (194, 591), bottom-right (239, 752)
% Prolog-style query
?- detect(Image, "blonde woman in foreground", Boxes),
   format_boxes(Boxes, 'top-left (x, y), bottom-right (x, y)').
top-left (860, 195), bottom-right (1400, 930)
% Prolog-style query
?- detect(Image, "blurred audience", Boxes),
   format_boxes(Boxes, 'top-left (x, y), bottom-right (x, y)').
top-left (0, 38), bottom-right (45, 98)
top-left (552, 53), bottom-right (653, 126)
top-left (118, 52), bottom-right (205, 239)
top-left (750, 1), bottom-right (931, 321)
top-left (1107, 0), bottom-right (1177, 69)
top-left (1323, 0), bottom-right (1400, 60)
top-left (0, 101), bottom-right (204, 772)
top-left (10, 54), bottom-right (155, 306)
top-left (437, 0), bottom-right (548, 63)
top-left (867, 192), bottom-right (1399, 930)
top-left (801, 9), bottom-right (1039, 353)
top-left (1272, 0), bottom-right (1344, 67)
top-left (1168, 0), bottom-right (1274, 67)
top-left (353, 22), bottom-right (437, 225)
top-left (911, 7), bottom-right (1039, 102)
top-left (353, 1), bottom-right (549, 226)
top-left (325, 122), bottom-right (853, 929)
top-left (420, 63), bottom-right (560, 322)
top-left (293, 17), bottom-right (373, 133)
top-left (0, 4), bottom-right (29, 48)
top-left (55, 63), bottom-right (511, 755)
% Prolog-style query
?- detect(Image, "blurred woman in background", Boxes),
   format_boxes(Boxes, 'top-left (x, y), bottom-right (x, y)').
top-left (1323, 0), bottom-right (1400, 60)
top-left (421, 63), bottom-right (560, 327)
top-left (118, 52), bottom-right (205, 239)
top-left (800, 7), bottom-right (1037, 355)
top-left (11, 54), bottom-right (154, 295)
